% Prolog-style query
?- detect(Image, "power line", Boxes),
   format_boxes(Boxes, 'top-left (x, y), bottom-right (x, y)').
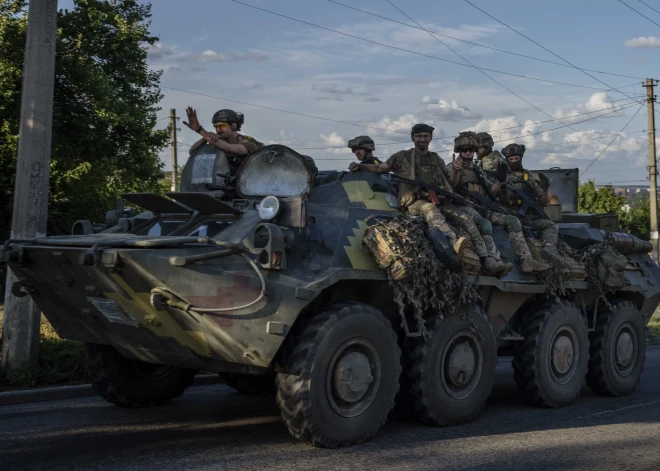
top-left (581, 102), bottom-right (646, 176)
top-left (322, 0), bottom-right (646, 81)
top-left (618, 0), bottom-right (660, 27)
top-left (639, 0), bottom-right (660, 17)
top-left (228, 0), bottom-right (623, 92)
top-left (464, 0), bottom-right (658, 115)
top-left (383, 0), bottom-right (645, 161)
top-left (162, 84), bottom-right (641, 147)
top-left (161, 85), bottom-right (414, 135)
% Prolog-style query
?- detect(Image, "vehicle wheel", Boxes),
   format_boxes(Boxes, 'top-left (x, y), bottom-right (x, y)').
top-left (404, 304), bottom-right (497, 426)
top-left (586, 300), bottom-right (646, 397)
top-left (275, 302), bottom-right (401, 448)
top-left (223, 372), bottom-right (276, 395)
top-left (85, 343), bottom-right (197, 407)
top-left (513, 300), bottom-right (589, 408)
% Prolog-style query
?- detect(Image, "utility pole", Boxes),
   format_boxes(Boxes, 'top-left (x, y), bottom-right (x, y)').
top-left (644, 78), bottom-right (659, 264)
top-left (2, 0), bottom-right (58, 369)
top-left (170, 108), bottom-right (178, 192)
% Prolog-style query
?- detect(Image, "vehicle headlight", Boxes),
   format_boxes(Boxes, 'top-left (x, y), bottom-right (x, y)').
top-left (258, 196), bottom-right (280, 220)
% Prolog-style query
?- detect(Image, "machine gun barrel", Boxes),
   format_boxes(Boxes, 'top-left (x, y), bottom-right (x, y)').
top-left (607, 232), bottom-right (653, 255)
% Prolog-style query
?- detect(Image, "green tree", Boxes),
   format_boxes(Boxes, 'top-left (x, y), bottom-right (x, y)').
top-left (620, 199), bottom-right (651, 240)
top-left (0, 0), bottom-right (168, 246)
top-left (578, 181), bottom-right (626, 216)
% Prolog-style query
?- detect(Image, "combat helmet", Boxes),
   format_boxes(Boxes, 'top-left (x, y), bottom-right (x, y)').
top-left (212, 109), bottom-right (245, 130)
top-left (502, 143), bottom-right (526, 158)
top-left (482, 150), bottom-right (509, 182)
top-left (476, 132), bottom-right (494, 149)
top-left (454, 131), bottom-right (479, 153)
top-left (351, 135), bottom-right (375, 152)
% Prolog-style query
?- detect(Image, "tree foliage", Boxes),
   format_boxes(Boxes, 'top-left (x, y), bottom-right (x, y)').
top-left (0, 0), bottom-right (168, 245)
top-left (578, 180), bottom-right (652, 240)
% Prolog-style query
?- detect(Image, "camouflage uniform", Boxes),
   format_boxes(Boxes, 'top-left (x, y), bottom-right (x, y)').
top-left (227, 134), bottom-right (264, 173)
top-left (451, 132), bottom-right (509, 276)
top-left (504, 169), bottom-right (558, 246)
top-left (387, 147), bottom-right (489, 260)
top-left (474, 152), bottom-right (551, 273)
top-left (386, 148), bottom-right (458, 242)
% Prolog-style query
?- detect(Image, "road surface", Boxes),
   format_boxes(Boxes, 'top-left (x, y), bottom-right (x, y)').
top-left (2, 347), bottom-right (660, 470)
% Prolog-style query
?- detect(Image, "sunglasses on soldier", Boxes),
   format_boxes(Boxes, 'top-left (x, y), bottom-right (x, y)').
top-left (213, 122), bottom-right (230, 130)
top-left (459, 147), bottom-right (473, 153)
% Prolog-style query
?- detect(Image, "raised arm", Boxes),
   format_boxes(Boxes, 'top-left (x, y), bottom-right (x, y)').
top-left (349, 161), bottom-right (391, 173)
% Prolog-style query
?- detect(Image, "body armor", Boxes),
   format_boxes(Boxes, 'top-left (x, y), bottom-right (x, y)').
top-left (461, 166), bottom-right (487, 195)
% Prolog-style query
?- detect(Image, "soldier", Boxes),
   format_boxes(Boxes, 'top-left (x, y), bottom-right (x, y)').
top-left (349, 136), bottom-right (382, 165)
top-left (183, 107), bottom-right (263, 174)
top-left (349, 124), bottom-right (483, 272)
top-left (453, 132), bottom-right (512, 277)
top-left (479, 156), bottom-right (551, 273)
top-left (500, 143), bottom-right (558, 248)
top-left (475, 132), bottom-right (506, 169)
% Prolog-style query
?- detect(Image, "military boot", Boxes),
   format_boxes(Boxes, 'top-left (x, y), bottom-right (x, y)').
top-left (520, 257), bottom-right (550, 273)
top-left (481, 256), bottom-right (507, 277)
top-left (499, 261), bottom-right (514, 278)
top-left (509, 231), bottom-right (550, 273)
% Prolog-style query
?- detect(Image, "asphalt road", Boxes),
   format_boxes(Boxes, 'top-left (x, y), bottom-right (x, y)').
top-left (2, 348), bottom-right (660, 471)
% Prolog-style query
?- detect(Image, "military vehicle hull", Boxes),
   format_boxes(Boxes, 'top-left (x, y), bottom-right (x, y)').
top-left (3, 145), bottom-right (660, 447)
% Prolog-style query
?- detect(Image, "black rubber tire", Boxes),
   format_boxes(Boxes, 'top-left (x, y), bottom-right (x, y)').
top-left (223, 372), bottom-right (276, 395)
top-left (404, 304), bottom-right (497, 426)
top-left (586, 300), bottom-right (646, 397)
top-left (275, 302), bottom-right (401, 448)
top-left (513, 300), bottom-right (589, 408)
top-left (85, 343), bottom-right (197, 407)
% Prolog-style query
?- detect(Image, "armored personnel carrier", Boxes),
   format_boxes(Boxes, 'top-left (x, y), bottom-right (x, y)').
top-left (2, 144), bottom-right (659, 448)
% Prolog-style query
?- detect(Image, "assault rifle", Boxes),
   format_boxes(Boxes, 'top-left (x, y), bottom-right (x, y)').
top-left (390, 175), bottom-right (478, 209)
top-left (502, 178), bottom-right (550, 220)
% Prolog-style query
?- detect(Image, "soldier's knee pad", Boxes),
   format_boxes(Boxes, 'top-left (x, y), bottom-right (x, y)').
top-left (504, 216), bottom-right (522, 232)
top-left (477, 219), bottom-right (493, 235)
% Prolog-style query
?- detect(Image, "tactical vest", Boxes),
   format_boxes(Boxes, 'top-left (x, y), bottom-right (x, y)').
top-left (460, 166), bottom-right (486, 195)
top-left (415, 151), bottom-right (448, 188)
top-left (396, 149), bottom-right (450, 207)
top-left (506, 169), bottom-right (532, 207)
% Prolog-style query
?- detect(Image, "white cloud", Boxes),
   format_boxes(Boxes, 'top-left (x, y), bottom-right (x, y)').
top-left (419, 96), bottom-right (481, 120)
top-left (368, 114), bottom-right (423, 136)
top-left (194, 50), bottom-right (267, 63)
top-left (553, 92), bottom-right (624, 122)
top-left (146, 42), bottom-right (173, 60)
top-left (320, 132), bottom-right (352, 154)
top-left (625, 36), bottom-right (660, 48)
top-left (470, 116), bottom-right (542, 149)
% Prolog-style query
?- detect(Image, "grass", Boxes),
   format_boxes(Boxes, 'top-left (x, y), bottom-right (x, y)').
top-left (0, 306), bottom-right (87, 391)
top-left (648, 315), bottom-right (660, 339)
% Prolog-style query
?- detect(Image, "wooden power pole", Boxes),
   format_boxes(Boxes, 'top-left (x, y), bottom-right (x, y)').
top-left (170, 108), bottom-right (178, 192)
top-left (645, 78), bottom-right (659, 263)
top-left (2, 0), bottom-right (58, 369)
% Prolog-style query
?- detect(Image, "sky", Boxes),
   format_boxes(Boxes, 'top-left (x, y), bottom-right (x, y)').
top-left (71, 0), bottom-right (660, 184)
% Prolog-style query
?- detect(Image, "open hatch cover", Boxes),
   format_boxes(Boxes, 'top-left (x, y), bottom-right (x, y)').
top-left (120, 193), bottom-right (191, 214)
top-left (236, 145), bottom-right (314, 198)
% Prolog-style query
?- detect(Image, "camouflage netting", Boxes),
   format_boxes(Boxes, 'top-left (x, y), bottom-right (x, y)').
top-left (536, 241), bottom-right (585, 300)
top-left (534, 232), bottom-right (628, 306)
top-left (363, 216), bottom-right (479, 338)
top-left (575, 233), bottom-right (628, 308)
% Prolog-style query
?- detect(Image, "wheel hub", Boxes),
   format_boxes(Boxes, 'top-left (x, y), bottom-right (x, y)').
top-left (446, 341), bottom-right (476, 387)
top-left (613, 323), bottom-right (638, 376)
top-left (552, 335), bottom-right (574, 375)
top-left (334, 352), bottom-right (374, 403)
top-left (615, 331), bottom-right (634, 368)
top-left (440, 332), bottom-right (483, 400)
top-left (326, 338), bottom-right (381, 418)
